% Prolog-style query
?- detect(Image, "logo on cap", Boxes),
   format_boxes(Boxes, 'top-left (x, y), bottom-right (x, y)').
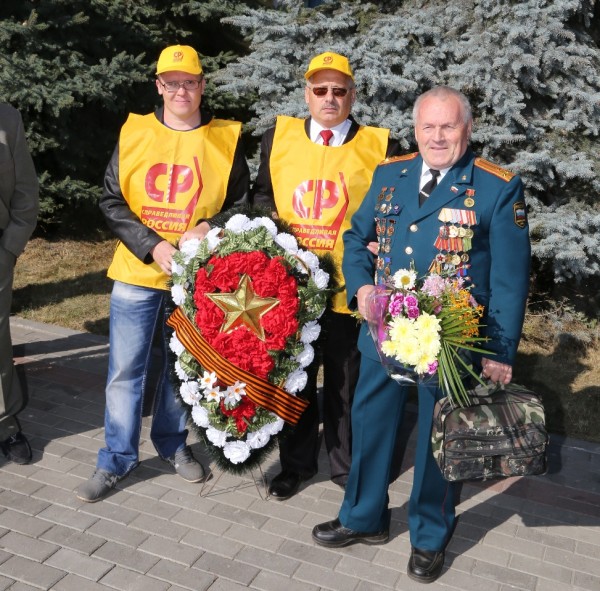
top-left (323, 56), bottom-right (333, 64)
top-left (173, 51), bottom-right (184, 62)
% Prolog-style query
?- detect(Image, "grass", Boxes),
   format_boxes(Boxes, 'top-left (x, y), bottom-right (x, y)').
top-left (12, 237), bottom-right (600, 443)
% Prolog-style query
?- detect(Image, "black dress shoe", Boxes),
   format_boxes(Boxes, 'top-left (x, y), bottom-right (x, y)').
top-left (268, 471), bottom-right (306, 500)
top-left (312, 518), bottom-right (389, 548)
top-left (407, 547), bottom-right (445, 583)
top-left (0, 432), bottom-right (32, 465)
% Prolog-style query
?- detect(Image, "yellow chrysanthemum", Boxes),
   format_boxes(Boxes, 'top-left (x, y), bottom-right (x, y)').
top-left (388, 316), bottom-right (416, 342)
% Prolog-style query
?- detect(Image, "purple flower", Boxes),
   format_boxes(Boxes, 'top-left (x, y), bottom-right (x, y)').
top-left (427, 361), bottom-right (439, 375)
top-left (406, 306), bottom-right (420, 319)
top-left (388, 293), bottom-right (405, 316)
top-left (404, 294), bottom-right (418, 308)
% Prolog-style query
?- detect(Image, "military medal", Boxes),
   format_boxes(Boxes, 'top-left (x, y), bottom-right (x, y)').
top-left (438, 208), bottom-right (453, 223)
top-left (464, 188), bottom-right (475, 208)
top-left (432, 206), bottom-right (477, 280)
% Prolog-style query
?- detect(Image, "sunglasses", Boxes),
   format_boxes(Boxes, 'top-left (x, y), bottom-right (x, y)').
top-left (309, 86), bottom-right (350, 98)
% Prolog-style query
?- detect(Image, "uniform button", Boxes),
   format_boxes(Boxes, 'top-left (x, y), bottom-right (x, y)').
top-left (409, 224), bottom-right (418, 232)
top-left (405, 246), bottom-right (413, 255)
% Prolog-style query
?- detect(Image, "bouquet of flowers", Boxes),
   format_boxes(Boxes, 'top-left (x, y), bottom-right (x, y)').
top-left (367, 265), bottom-right (490, 407)
top-left (167, 211), bottom-right (333, 474)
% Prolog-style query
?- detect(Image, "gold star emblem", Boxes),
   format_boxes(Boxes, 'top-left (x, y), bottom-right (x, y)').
top-left (205, 274), bottom-right (279, 341)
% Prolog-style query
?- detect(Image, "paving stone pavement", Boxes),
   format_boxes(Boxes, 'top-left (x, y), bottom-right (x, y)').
top-left (2, 316), bottom-right (600, 591)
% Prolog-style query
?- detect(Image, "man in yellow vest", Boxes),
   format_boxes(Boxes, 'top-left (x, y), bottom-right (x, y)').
top-left (253, 51), bottom-right (399, 500)
top-left (76, 45), bottom-right (249, 502)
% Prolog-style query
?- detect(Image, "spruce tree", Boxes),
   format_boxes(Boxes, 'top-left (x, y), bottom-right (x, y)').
top-left (0, 0), bottom-right (262, 233)
top-left (216, 0), bottom-right (600, 291)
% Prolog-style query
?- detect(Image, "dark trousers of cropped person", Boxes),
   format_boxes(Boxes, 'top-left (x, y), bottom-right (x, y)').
top-left (0, 246), bottom-right (27, 441)
top-left (278, 311), bottom-right (360, 485)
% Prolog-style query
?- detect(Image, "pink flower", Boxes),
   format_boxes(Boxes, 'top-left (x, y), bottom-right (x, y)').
top-left (406, 306), bottom-right (420, 319)
top-left (422, 274), bottom-right (446, 298)
top-left (427, 361), bottom-right (439, 374)
top-left (404, 294), bottom-right (418, 308)
top-left (388, 293), bottom-right (405, 316)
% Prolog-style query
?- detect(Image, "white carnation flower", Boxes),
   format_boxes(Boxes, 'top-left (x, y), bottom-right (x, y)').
top-left (174, 360), bottom-right (189, 381)
top-left (171, 283), bottom-right (186, 306)
top-left (179, 238), bottom-right (201, 263)
top-left (255, 216), bottom-right (278, 237)
top-left (205, 227), bottom-right (223, 251)
top-left (180, 381), bottom-right (201, 405)
top-left (225, 214), bottom-right (251, 233)
top-left (264, 416), bottom-right (285, 436)
top-left (171, 261), bottom-right (185, 277)
top-left (312, 268), bottom-right (330, 289)
top-left (275, 232), bottom-right (299, 254)
top-left (301, 320), bottom-right (321, 344)
top-left (246, 428), bottom-right (270, 449)
top-left (206, 426), bottom-right (228, 447)
top-left (296, 249), bottom-right (320, 274)
top-left (295, 343), bottom-right (315, 368)
top-left (169, 334), bottom-right (185, 357)
top-left (223, 441), bottom-right (251, 464)
top-left (191, 405), bottom-right (210, 428)
top-left (285, 369), bottom-right (308, 393)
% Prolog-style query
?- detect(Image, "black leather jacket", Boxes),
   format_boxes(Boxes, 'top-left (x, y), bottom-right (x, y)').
top-left (100, 107), bottom-right (250, 264)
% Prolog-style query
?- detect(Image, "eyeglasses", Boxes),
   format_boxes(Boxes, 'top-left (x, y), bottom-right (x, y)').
top-left (308, 85), bottom-right (351, 98)
top-left (158, 79), bottom-right (202, 92)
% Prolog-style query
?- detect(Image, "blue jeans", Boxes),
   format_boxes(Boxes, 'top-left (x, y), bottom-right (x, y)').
top-left (96, 281), bottom-right (188, 476)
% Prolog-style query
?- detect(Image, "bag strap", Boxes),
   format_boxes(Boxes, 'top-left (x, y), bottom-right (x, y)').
top-left (466, 378), bottom-right (505, 403)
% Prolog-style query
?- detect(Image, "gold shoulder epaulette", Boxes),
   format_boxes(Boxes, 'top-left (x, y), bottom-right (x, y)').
top-left (474, 157), bottom-right (515, 182)
top-left (380, 152), bottom-right (419, 166)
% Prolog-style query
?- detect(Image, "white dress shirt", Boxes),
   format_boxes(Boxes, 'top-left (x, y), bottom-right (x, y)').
top-left (309, 119), bottom-right (352, 146)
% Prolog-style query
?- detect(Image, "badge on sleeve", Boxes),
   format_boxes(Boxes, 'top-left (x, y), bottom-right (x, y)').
top-left (513, 202), bottom-right (527, 228)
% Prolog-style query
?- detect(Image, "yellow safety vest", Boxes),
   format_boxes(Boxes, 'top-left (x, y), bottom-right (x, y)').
top-left (107, 113), bottom-right (241, 290)
top-left (270, 116), bottom-right (389, 313)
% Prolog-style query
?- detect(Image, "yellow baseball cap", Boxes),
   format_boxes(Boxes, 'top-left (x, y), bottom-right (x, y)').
top-left (304, 51), bottom-right (354, 81)
top-left (156, 45), bottom-right (203, 76)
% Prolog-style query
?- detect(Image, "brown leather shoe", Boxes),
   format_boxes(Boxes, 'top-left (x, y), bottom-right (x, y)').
top-left (407, 547), bottom-right (445, 583)
top-left (312, 518), bottom-right (389, 548)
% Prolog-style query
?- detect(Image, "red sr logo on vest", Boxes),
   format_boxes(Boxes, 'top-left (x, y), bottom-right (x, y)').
top-left (291, 173), bottom-right (349, 251)
top-left (141, 157), bottom-right (203, 234)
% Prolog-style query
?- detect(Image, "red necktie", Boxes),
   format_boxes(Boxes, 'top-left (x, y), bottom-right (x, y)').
top-left (320, 129), bottom-right (334, 146)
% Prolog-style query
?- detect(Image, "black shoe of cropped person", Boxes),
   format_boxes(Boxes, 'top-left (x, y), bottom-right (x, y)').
top-left (407, 547), bottom-right (445, 583)
top-left (312, 518), bottom-right (389, 548)
top-left (268, 470), bottom-right (308, 500)
top-left (0, 432), bottom-right (32, 465)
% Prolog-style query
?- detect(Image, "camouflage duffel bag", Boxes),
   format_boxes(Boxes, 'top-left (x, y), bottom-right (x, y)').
top-left (431, 382), bottom-right (548, 482)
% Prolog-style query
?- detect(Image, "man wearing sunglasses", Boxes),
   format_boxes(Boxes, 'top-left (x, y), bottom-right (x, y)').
top-left (253, 51), bottom-right (400, 501)
top-left (76, 44), bottom-right (249, 503)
